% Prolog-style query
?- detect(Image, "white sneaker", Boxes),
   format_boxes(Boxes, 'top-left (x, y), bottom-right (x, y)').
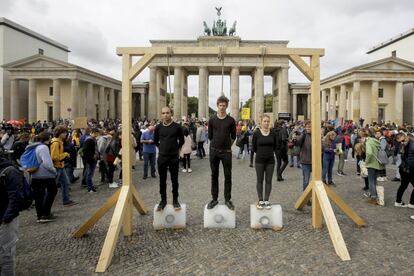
top-left (394, 202), bottom-right (408, 208)
top-left (377, 177), bottom-right (384, 182)
top-left (109, 182), bottom-right (119, 188)
top-left (411, 215), bottom-right (414, 220)
top-left (264, 201), bottom-right (272, 210)
top-left (182, 169), bottom-right (187, 173)
top-left (408, 204), bottom-right (414, 209)
top-left (187, 168), bottom-right (192, 173)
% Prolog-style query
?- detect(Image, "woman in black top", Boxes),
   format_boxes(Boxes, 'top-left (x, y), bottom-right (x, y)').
top-left (252, 115), bottom-right (277, 209)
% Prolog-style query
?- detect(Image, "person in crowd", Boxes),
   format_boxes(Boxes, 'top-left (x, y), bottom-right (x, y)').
top-left (141, 125), bottom-right (156, 179)
top-left (322, 131), bottom-right (337, 186)
top-left (0, 156), bottom-right (25, 275)
top-left (394, 132), bottom-right (414, 208)
top-left (97, 129), bottom-right (111, 184)
top-left (0, 127), bottom-right (15, 151)
top-left (274, 120), bottom-right (289, 181)
top-left (154, 106), bottom-right (184, 211)
top-left (63, 136), bottom-right (78, 183)
top-left (335, 128), bottom-right (346, 176)
top-left (79, 128), bottom-right (91, 188)
top-left (252, 114), bottom-right (276, 209)
top-left (11, 132), bottom-right (30, 165)
top-left (360, 129), bottom-right (384, 205)
top-left (249, 125), bottom-right (256, 168)
top-left (196, 121), bottom-right (206, 159)
top-left (236, 126), bottom-right (249, 160)
top-left (51, 126), bottom-right (77, 206)
top-left (181, 127), bottom-right (193, 173)
top-left (207, 96), bottom-right (237, 210)
top-left (376, 129), bottom-right (388, 181)
top-left (294, 120), bottom-right (312, 191)
top-left (106, 131), bottom-right (122, 188)
top-left (354, 142), bottom-right (369, 191)
top-left (82, 128), bottom-right (100, 193)
top-left (30, 132), bottom-right (57, 223)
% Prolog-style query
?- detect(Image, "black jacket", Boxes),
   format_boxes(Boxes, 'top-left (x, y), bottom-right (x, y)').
top-left (82, 137), bottom-right (97, 164)
top-left (0, 158), bottom-right (23, 224)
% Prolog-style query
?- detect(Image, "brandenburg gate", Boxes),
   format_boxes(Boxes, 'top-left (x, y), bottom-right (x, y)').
top-left (147, 11), bottom-right (290, 121)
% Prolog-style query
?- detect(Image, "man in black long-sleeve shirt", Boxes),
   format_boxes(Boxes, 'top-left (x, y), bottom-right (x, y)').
top-left (154, 106), bottom-right (184, 211)
top-left (207, 96), bottom-right (237, 210)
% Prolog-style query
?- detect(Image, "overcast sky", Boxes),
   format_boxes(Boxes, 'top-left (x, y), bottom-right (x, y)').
top-left (1, 0), bottom-right (414, 108)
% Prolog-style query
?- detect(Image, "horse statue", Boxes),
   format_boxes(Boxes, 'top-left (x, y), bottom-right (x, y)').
top-left (229, 21), bottom-right (237, 36)
top-left (203, 21), bottom-right (211, 36)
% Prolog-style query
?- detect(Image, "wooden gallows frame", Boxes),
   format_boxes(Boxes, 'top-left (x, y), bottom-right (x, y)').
top-left (72, 45), bottom-right (365, 272)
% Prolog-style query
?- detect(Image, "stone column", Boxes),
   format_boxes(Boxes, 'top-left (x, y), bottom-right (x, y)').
top-left (307, 93), bottom-right (311, 119)
top-left (352, 81), bottom-right (360, 123)
top-left (321, 89), bottom-right (327, 121)
top-left (140, 93), bottom-right (146, 118)
top-left (230, 67), bottom-right (240, 119)
top-left (148, 67), bottom-right (157, 120)
top-left (86, 83), bottom-right (94, 118)
top-left (70, 79), bottom-right (79, 118)
top-left (53, 79), bottom-right (61, 120)
top-left (329, 87), bottom-right (336, 120)
top-left (251, 73), bottom-right (255, 121)
top-left (198, 67), bottom-right (208, 118)
top-left (371, 81), bottom-right (379, 123)
top-left (109, 88), bottom-right (115, 119)
top-left (272, 71), bottom-right (278, 119)
top-left (255, 67), bottom-right (264, 122)
top-left (292, 93), bottom-right (297, 121)
top-left (338, 84), bottom-right (346, 120)
top-left (28, 79), bottom-right (37, 122)
top-left (277, 67), bottom-right (289, 113)
top-left (98, 86), bottom-right (105, 120)
top-left (116, 90), bottom-right (122, 119)
top-left (181, 70), bottom-right (188, 119)
top-left (205, 76), bottom-right (210, 120)
top-left (173, 67), bottom-right (182, 120)
top-left (10, 79), bottom-right (20, 120)
top-left (395, 81), bottom-right (403, 125)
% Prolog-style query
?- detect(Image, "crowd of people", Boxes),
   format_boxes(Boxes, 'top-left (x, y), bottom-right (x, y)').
top-left (1, 95), bottom-right (414, 275)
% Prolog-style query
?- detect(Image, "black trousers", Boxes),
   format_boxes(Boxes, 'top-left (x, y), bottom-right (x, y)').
top-left (276, 148), bottom-right (288, 178)
top-left (107, 160), bottom-right (116, 183)
top-left (396, 171), bottom-right (414, 204)
top-left (197, 142), bottom-right (206, 158)
top-left (182, 154), bottom-right (191, 169)
top-left (99, 160), bottom-right (108, 181)
top-left (31, 178), bottom-right (57, 219)
top-left (158, 156), bottom-right (179, 201)
top-left (255, 162), bottom-right (275, 201)
top-left (210, 149), bottom-right (232, 201)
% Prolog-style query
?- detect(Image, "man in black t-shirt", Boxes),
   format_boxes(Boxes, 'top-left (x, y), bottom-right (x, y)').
top-left (154, 106), bottom-right (184, 211)
top-left (207, 96), bottom-right (237, 210)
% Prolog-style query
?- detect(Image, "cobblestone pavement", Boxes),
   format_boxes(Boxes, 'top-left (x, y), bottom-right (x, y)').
top-left (16, 149), bottom-right (414, 275)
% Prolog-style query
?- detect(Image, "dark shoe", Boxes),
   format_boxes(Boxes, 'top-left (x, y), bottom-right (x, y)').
top-left (151, 174), bottom-right (156, 178)
top-left (306, 199), bottom-right (312, 206)
top-left (328, 181), bottom-right (336, 187)
top-left (367, 198), bottom-right (379, 205)
top-left (249, 164), bottom-right (253, 168)
top-left (362, 187), bottom-right (369, 191)
top-left (289, 164), bottom-right (294, 168)
top-left (88, 188), bottom-right (97, 193)
top-left (207, 200), bottom-right (219, 209)
top-left (391, 177), bottom-right (401, 182)
top-left (142, 176), bottom-right (147, 179)
top-left (37, 217), bottom-right (53, 223)
top-left (63, 200), bottom-right (78, 207)
top-left (156, 201), bottom-right (167, 212)
top-left (173, 200), bottom-right (181, 210)
top-left (225, 200), bottom-right (235, 211)
top-left (72, 176), bottom-right (80, 183)
top-left (277, 177), bottom-right (284, 182)
top-left (44, 213), bottom-right (58, 220)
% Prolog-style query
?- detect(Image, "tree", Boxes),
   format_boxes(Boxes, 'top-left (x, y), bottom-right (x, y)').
top-left (187, 96), bottom-right (198, 116)
top-left (241, 93), bottom-right (273, 113)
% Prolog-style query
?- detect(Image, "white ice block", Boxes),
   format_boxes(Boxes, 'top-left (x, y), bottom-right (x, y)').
top-left (153, 204), bottom-right (186, 230)
top-left (250, 204), bottom-right (283, 231)
top-left (203, 204), bottom-right (236, 228)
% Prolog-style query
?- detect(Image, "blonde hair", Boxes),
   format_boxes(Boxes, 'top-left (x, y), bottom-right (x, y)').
top-left (354, 142), bottom-right (365, 156)
top-left (322, 131), bottom-right (336, 148)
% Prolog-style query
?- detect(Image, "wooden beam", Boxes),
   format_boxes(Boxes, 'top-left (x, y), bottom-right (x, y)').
top-left (289, 55), bottom-right (314, 81)
top-left (95, 186), bottom-right (132, 272)
top-left (325, 185), bottom-right (366, 227)
top-left (294, 181), bottom-right (314, 210)
top-left (310, 55), bottom-right (322, 181)
top-left (117, 46), bottom-right (325, 57)
top-left (131, 185), bottom-right (148, 215)
top-left (312, 185), bottom-right (322, 229)
top-left (314, 181), bottom-right (351, 261)
top-left (72, 189), bottom-right (121, 238)
top-left (129, 53), bottom-right (155, 80)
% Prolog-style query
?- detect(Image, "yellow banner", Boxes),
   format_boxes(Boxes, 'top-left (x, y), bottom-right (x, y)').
top-left (241, 108), bottom-right (250, 120)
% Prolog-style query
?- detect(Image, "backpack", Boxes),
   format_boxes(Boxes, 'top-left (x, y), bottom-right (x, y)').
top-left (20, 145), bottom-right (41, 173)
top-left (0, 166), bottom-right (33, 211)
top-left (377, 148), bottom-right (389, 165)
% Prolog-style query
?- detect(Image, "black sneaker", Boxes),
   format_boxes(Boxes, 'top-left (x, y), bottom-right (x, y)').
top-left (142, 176), bottom-right (147, 179)
top-left (328, 181), bottom-right (336, 187)
top-left (156, 201), bottom-right (167, 212)
top-left (43, 213), bottom-right (58, 220)
top-left (391, 177), bottom-right (401, 182)
top-left (63, 200), bottom-right (78, 207)
top-left (173, 200), bottom-right (181, 210)
top-left (207, 200), bottom-right (219, 209)
top-left (225, 200), bottom-right (235, 211)
top-left (37, 217), bottom-right (53, 223)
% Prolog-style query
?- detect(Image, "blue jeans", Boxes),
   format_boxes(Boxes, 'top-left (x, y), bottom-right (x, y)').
top-left (85, 160), bottom-right (97, 191)
top-left (301, 164), bottom-right (312, 190)
top-left (56, 168), bottom-right (71, 204)
top-left (367, 168), bottom-right (378, 198)
top-left (289, 155), bottom-right (298, 167)
top-left (143, 152), bottom-right (156, 177)
top-left (0, 217), bottom-right (18, 276)
top-left (322, 157), bottom-right (335, 183)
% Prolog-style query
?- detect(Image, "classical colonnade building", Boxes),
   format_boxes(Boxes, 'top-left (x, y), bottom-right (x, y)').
top-left (147, 36), bottom-right (290, 121)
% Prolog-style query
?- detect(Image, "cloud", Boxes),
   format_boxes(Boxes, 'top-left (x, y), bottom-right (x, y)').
top-left (0, 0), bottom-right (16, 13)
